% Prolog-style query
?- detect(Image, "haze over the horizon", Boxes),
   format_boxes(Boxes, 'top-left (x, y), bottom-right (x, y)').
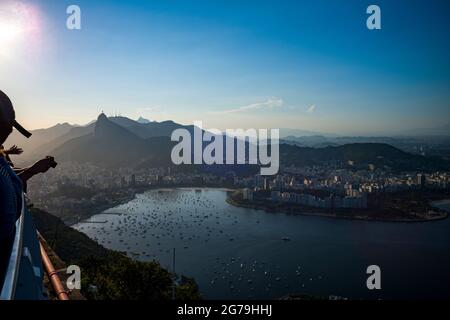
top-left (1, 0), bottom-right (449, 135)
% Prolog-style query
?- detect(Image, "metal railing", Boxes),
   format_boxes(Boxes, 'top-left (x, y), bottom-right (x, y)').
top-left (0, 195), bottom-right (46, 300)
top-left (39, 242), bottom-right (69, 300)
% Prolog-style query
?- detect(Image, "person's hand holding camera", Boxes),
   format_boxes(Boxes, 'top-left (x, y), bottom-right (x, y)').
top-left (31, 156), bottom-right (58, 174)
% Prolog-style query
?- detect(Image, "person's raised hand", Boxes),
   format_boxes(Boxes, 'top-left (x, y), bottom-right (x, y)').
top-left (6, 145), bottom-right (23, 155)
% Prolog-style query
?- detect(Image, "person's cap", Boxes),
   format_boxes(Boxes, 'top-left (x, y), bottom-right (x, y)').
top-left (0, 90), bottom-right (32, 138)
top-left (12, 119), bottom-right (32, 138)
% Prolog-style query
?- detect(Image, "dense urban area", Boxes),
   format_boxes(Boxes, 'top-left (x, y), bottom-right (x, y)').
top-left (27, 161), bottom-right (450, 224)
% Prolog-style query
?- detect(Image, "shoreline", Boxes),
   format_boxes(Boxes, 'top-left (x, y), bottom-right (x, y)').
top-left (66, 186), bottom-right (238, 226)
top-left (226, 196), bottom-right (449, 223)
top-left (57, 186), bottom-right (449, 226)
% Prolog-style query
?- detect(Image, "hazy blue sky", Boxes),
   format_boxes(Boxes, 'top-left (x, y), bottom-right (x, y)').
top-left (0, 0), bottom-right (449, 134)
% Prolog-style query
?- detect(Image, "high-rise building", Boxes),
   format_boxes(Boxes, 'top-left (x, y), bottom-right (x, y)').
top-left (263, 178), bottom-right (271, 190)
top-left (417, 173), bottom-right (426, 187)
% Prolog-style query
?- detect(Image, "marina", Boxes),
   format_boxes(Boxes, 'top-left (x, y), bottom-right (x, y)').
top-left (73, 188), bottom-right (450, 299)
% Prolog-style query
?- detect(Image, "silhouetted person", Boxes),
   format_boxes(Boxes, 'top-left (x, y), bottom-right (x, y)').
top-left (0, 90), bottom-right (56, 288)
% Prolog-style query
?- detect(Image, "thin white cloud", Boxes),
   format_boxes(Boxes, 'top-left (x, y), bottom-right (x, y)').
top-left (211, 98), bottom-right (283, 115)
top-left (306, 104), bottom-right (316, 113)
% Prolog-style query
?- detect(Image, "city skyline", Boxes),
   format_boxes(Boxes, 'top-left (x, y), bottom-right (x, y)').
top-left (1, 0), bottom-right (449, 134)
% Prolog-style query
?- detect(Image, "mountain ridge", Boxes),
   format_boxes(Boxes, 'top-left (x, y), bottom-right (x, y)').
top-left (7, 114), bottom-right (450, 172)
top-left (51, 114), bottom-right (175, 168)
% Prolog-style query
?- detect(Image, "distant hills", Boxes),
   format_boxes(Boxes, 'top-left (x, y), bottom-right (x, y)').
top-left (282, 134), bottom-right (450, 158)
top-left (7, 115), bottom-right (194, 162)
top-left (279, 123), bottom-right (450, 140)
top-left (51, 114), bottom-right (176, 168)
top-left (7, 122), bottom-right (75, 155)
top-left (279, 128), bottom-right (335, 138)
top-left (6, 114), bottom-right (450, 172)
top-left (280, 143), bottom-right (449, 172)
top-left (403, 123), bottom-right (450, 137)
top-left (10, 117), bottom-right (450, 160)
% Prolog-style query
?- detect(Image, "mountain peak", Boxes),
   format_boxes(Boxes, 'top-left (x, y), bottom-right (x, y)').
top-left (95, 113), bottom-right (116, 137)
top-left (55, 122), bottom-right (71, 127)
top-left (97, 113), bottom-right (108, 122)
top-left (137, 116), bottom-right (151, 124)
top-left (93, 113), bottom-right (143, 146)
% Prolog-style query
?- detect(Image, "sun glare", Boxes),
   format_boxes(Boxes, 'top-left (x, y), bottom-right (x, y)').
top-left (0, 1), bottom-right (42, 58)
top-left (0, 19), bottom-right (24, 54)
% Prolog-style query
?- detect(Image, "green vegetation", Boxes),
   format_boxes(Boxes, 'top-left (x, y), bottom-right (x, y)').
top-left (78, 254), bottom-right (200, 300)
top-left (31, 208), bottom-right (201, 300)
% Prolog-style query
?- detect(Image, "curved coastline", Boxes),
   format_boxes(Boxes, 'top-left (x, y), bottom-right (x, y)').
top-left (68, 186), bottom-right (450, 225)
top-left (226, 194), bottom-right (449, 223)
